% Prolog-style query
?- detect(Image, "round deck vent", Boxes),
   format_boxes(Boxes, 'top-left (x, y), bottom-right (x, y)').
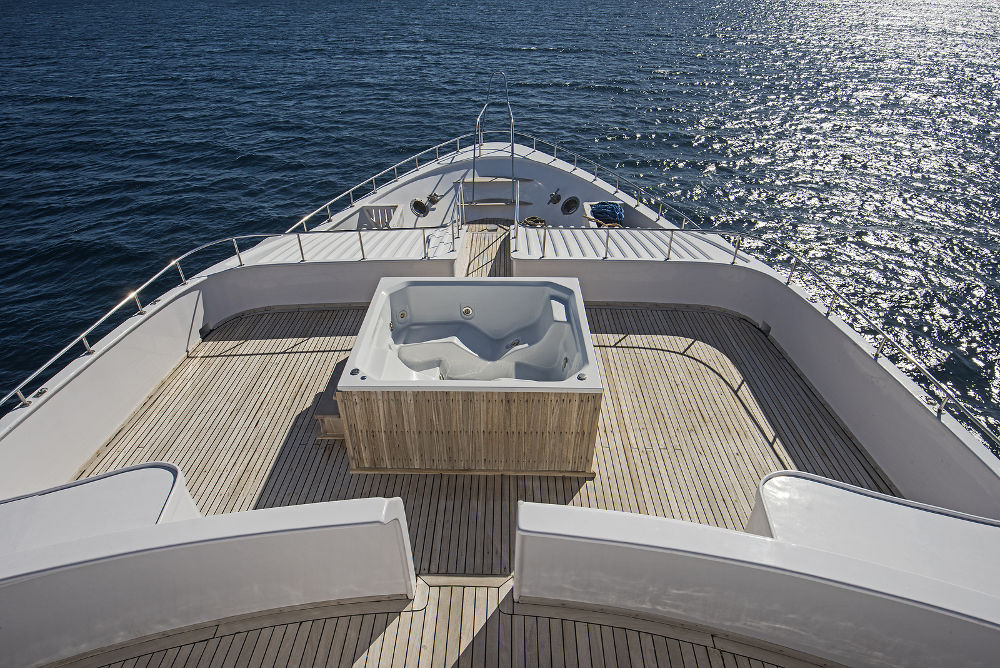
top-left (561, 196), bottom-right (580, 215)
top-left (410, 199), bottom-right (429, 217)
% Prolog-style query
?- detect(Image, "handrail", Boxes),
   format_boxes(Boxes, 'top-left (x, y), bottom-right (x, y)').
top-left (0, 228), bottom-right (429, 412)
top-left (472, 72), bottom-right (516, 208)
top-left (4, 133), bottom-right (997, 454)
top-left (524, 223), bottom-right (1000, 451)
top-left (286, 129), bottom-right (702, 236)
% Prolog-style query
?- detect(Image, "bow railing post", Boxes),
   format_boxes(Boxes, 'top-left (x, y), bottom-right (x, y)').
top-left (232, 238), bottom-right (244, 266)
top-left (786, 258), bottom-right (799, 285)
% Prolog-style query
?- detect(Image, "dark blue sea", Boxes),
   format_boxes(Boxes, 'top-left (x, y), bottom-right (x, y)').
top-left (1, 0), bottom-right (998, 445)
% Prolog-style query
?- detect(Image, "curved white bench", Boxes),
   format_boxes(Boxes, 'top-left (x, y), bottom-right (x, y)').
top-left (514, 501), bottom-right (1000, 668)
top-left (746, 470), bottom-right (1000, 595)
top-left (0, 496), bottom-right (415, 668)
top-left (0, 462), bottom-right (200, 557)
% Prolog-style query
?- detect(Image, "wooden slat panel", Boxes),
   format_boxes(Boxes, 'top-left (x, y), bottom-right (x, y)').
top-left (460, 220), bottom-right (512, 277)
top-left (77, 305), bottom-right (897, 579)
top-left (340, 390), bottom-right (600, 475)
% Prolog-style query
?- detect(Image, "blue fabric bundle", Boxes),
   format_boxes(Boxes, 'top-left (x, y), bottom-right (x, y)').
top-left (590, 201), bottom-right (624, 226)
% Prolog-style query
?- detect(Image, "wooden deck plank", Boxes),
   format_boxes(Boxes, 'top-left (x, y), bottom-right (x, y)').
top-left (460, 220), bottom-right (512, 277)
top-left (79, 304), bottom-right (896, 573)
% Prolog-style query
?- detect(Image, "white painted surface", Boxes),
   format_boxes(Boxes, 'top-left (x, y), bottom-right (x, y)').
top-left (196, 259), bottom-right (454, 332)
top-left (236, 228), bottom-right (456, 264)
top-left (0, 497), bottom-right (415, 668)
top-left (514, 502), bottom-right (1000, 668)
top-left (0, 285), bottom-right (206, 498)
top-left (746, 471), bottom-right (1000, 595)
top-left (513, 227), bottom-right (746, 262)
top-left (0, 462), bottom-right (199, 558)
top-left (0, 258), bottom-right (453, 498)
top-left (513, 257), bottom-right (1000, 519)
top-left (339, 277), bottom-right (602, 392)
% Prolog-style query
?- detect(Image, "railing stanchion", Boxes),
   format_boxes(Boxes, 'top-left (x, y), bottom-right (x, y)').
top-left (533, 137), bottom-right (536, 151)
top-left (415, 155), bottom-right (419, 168)
top-left (349, 190), bottom-right (354, 206)
top-left (133, 293), bottom-right (145, 315)
top-left (436, 147), bottom-right (439, 160)
top-left (666, 230), bottom-right (674, 260)
top-left (456, 137), bottom-right (460, 152)
top-left (574, 155), bottom-right (577, 170)
top-left (657, 203), bottom-right (662, 221)
top-left (541, 227), bottom-right (548, 258)
top-left (176, 261), bottom-right (186, 284)
top-left (325, 204), bottom-right (331, 221)
top-left (615, 177), bottom-right (619, 192)
top-left (82, 335), bottom-right (94, 355)
top-left (232, 238), bottom-right (244, 266)
top-left (875, 335), bottom-right (888, 360)
top-left (786, 258), bottom-right (799, 285)
top-left (371, 177), bottom-right (376, 193)
top-left (15, 389), bottom-right (29, 407)
top-left (731, 237), bottom-right (741, 264)
top-left (938, 396), bottom-right (948, 417)
top-left (424, 233), bottom-right (430, 259)
top-left (296, 233), bottom-right (306, 262)
top-left (357, 230), bottom-right (366, 259)
top-left (603, 228), bottom-right (611, 259)
top-left (827, 296), bottom-right (838, 317)
top-left (553, 145), bottom-right (557, 160)
top-left (394, 166), bottom-right (398, 180)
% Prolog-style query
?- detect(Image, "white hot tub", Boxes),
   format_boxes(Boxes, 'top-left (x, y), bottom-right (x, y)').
top-left (340, 277), bottom-right (602, 392)
top-left (337, 277), bottom-right (603, 475)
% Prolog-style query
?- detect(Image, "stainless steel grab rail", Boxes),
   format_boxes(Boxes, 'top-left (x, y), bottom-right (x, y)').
top-left (473, 72), bottom-right (516, 210)
top-left (286, 130), bottom-right (702, 235)
top-left (4, 134), bottom-right (997, 454)
top-left (0, 228), bottom-right (430, 412)
top-left (522, 223), bottom-right (999, 450)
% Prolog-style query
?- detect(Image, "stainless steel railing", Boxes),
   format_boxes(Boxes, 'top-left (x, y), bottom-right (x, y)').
top-left (0, 227), bottom-right (437, 412)
top-left (519, 223), bottom-right (1000, 450)
top-left (473, 72), bottom-right (516, 209)
top-left (286, 129), bottom-right (700, 236)
top-left (4, 132), bottom-right (996, 453)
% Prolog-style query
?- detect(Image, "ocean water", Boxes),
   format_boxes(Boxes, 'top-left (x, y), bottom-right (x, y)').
top-left (1, 0), bottom-right (998, 446)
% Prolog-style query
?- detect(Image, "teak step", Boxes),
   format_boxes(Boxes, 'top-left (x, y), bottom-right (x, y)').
top-left (314, 358), bottom-right (348, 439)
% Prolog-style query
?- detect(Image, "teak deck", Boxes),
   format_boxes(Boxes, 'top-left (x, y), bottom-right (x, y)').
top-left (79, 304), bottom-right (896, 578)
top-left (62, 578), bottom-right (824, 668)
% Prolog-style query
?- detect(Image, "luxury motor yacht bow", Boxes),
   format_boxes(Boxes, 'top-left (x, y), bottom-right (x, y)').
top-left (1, 79), bottom-right (999, 667)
